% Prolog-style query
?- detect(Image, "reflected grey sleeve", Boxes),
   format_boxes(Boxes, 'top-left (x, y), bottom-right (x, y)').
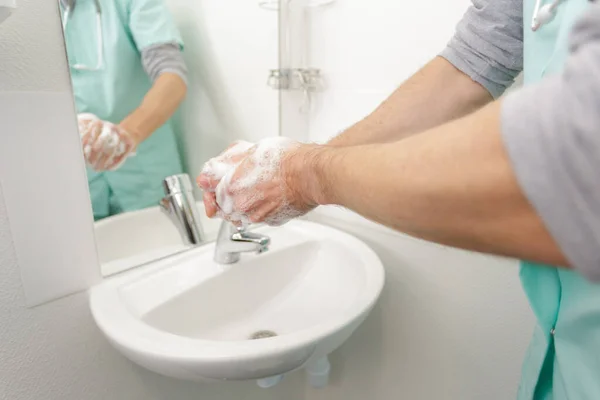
top-left (440, 0), bottom-right (524, 98)
top-left (501, 5), bottom-right (600, 281)
top-left (140, 42), bottom-right (188, 85)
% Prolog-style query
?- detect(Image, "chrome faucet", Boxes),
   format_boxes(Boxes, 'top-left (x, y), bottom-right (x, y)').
top-left (159, 174), bottom-right (205, 246)
top-left (214, 221), bottom-right (271, 264)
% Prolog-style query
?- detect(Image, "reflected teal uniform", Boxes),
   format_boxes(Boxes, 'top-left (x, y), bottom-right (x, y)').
top-left (62, 0), bottom-right (183, 219)
top-left (518, 1), bottom-right (600, 399)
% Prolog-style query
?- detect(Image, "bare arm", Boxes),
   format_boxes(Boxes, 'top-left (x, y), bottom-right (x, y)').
top-left (294, 101), bottom-right (568, 267)
top-left (119, 72), bottom-right (187, 145)
top-left (328, 57), bottom-right (492, 146)
top-left (329, 0), bottom-right (524, 147)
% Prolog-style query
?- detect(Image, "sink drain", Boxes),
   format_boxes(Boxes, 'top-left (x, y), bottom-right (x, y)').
top-left (249, 330), bottom-right (278, 340)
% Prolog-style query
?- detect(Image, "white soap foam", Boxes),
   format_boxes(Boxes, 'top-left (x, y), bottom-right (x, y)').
top-left (78, 114), bottom-right (98, 158)
top-left (77, 114), bottom-right (135, 170)
top-left (98, 123), bottom-right (132, 170)
top-left (201, 140), bottom-right (254, 184)
top-left (212, 137), bottom-right (302, 226)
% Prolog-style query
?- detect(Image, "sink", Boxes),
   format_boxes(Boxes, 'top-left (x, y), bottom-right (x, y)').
top-left (89, 220), bottom-right (385, 382)
top-left (94, 201), bottom-right (222, 276)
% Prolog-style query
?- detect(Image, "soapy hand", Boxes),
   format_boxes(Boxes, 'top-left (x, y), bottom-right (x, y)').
top-left (197, 138), bottom-right (317, 226)
top-left (196, 140), bottom-right (256, 220)
top-left (77, 113), bottom-right (137, 172)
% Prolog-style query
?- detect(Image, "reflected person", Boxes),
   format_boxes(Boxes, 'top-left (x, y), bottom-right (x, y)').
top-left (60, 0), bottom-right (187, 220)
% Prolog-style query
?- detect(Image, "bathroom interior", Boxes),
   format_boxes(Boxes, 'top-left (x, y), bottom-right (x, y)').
top-left (0, 0), bottom-right (534, 399)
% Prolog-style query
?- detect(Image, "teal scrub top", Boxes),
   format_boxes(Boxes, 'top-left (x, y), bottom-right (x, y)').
top-left (519, 1), bottom-right (600, 399)
top-left (62, 0), bottom-right (183, 219)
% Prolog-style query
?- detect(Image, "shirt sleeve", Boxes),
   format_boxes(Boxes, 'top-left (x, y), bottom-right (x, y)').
top-left (141, 42), bottom-right (188, 84)
top-left (440, 0), bottom-right (524, 99)
top-left (501, 4), bottom-right (600, 281)
top-left (128, 0), bottom-right (183, 51)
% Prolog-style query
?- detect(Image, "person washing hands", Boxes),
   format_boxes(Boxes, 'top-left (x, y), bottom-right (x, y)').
top-left (199, 1), bottom-right (600, 398)
top-left (61, 0), bottom-right (187, 220)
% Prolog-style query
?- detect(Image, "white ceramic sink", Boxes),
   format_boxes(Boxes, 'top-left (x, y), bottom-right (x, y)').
top-left (90, 220), bottom-right (385, 382)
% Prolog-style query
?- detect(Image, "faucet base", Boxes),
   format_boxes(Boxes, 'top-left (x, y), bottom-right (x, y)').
top-left (214, 252), bottom-right (241, 265)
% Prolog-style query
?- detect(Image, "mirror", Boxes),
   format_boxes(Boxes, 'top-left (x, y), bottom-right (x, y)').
top-left (58, 0), bottom-right (280, 276)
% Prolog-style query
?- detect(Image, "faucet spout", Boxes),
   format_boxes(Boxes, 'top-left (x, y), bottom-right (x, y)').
top-left (160, 174), bottom-right (205, 246)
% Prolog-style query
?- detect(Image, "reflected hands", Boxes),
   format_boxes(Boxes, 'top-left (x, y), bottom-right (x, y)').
top-left (77, 113), bottom-right (137, 172)
top-left (197, 138), bottom-right (319, 226)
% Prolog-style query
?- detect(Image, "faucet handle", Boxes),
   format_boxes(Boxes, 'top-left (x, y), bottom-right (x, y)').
top-left (231, 230), bottom-right (271, 252)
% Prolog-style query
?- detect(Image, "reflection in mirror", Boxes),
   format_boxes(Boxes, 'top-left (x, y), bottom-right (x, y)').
top-left (58, 0), bottom-right (279, 276)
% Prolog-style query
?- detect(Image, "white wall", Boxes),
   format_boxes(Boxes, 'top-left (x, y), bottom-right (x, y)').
top-left (0, 1), bottom-right (535, 400)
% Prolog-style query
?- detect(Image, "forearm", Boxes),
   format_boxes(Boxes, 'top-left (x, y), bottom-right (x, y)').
top-left (327, 57), bottom-right (492, 147)
top-left (119, 73), bottom-right (187, 144)
top-left (301, 101), bottom-right (567, 266)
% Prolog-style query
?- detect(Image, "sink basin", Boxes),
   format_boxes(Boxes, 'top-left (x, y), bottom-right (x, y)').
top-left (89, 220), bottom-right (385, 382)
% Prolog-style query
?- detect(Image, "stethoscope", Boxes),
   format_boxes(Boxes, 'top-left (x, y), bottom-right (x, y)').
top-left (61, 0), bottom-right (105, 71)
top-left (531, 0), bottom-right (563, 31)
top-left (532, 0), bottom-right (595, 31)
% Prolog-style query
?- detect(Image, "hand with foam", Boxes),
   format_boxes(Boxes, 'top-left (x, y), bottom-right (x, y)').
top-left (196, 140), bottom-right (256, 220)
top-left (197, 137), bottom-right (317, 226)
top-left (77, 113), bottom-right (137, 172)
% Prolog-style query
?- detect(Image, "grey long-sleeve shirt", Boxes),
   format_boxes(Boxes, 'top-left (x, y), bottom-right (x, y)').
top-left (440, 0), bottom-right (600, 280)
